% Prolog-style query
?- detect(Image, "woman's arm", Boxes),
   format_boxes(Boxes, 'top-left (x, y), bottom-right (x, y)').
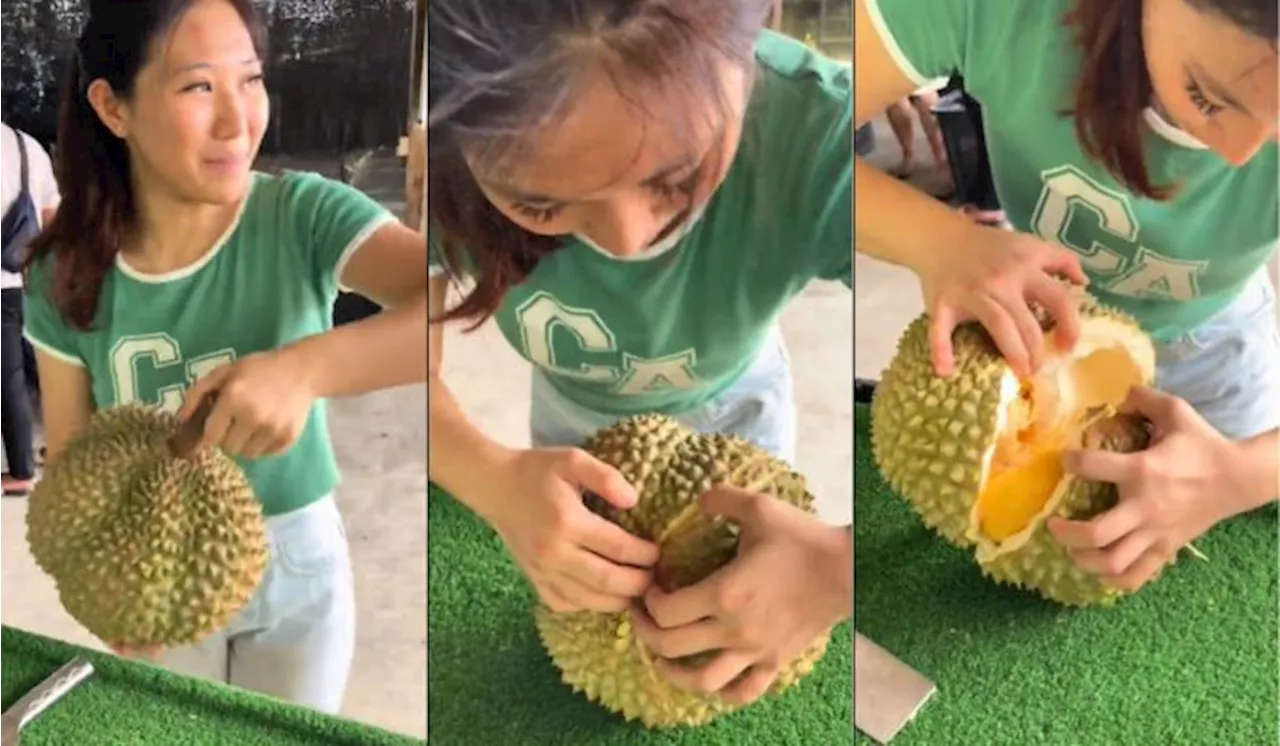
top-left (1223, 428), bottom-right (1280, 518)
top-left (852, 0), bottom-right (988, 275)
top-left (283, 221), bottom-right (433, 398)
top-left (425, 273), bottom-right (519, 519)
top-left (33, 351), bottom-right (94, 463)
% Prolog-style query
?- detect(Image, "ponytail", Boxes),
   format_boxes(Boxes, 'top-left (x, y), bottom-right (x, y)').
top-left (23, 48), bottom-right (137, 332)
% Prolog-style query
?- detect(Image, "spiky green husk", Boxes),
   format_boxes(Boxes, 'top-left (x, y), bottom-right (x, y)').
top-left (870, 290), bottom-right (1165, 607)
top-left (26, 404), bottom-right (267, 648)
top-left (870, 314), bottom-right (1008, 548)
top-left (533, 414), bottom-right (831, 728)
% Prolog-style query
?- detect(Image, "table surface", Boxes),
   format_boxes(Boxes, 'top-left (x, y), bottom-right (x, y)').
top-left (2, 625), bottom-right (422, 745)
top-left (426, 483), bottom-right (854, 745)
top-left (850, 403), bottom-right (1278, 744)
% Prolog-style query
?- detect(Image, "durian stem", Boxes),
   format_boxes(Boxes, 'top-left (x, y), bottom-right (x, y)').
top-left (1184, 542), bottom-right (1209, 561)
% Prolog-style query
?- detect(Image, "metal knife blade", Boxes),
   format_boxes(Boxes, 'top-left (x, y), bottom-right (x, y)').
top-left (855, 633), bottom-right (936, 744)
top-left (0, 658), bottom-right (95, 744)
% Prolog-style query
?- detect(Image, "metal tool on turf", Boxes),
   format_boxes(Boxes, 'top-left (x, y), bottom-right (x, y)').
top-left (0, 658), bottom-right (95, 745)
top-left (855, 634), bottom-right (936, 744)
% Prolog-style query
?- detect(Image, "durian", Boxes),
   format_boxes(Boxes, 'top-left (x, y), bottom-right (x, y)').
top-left (870, 284), bottom-right (1171, 606)
top-left (533, 414), bottom-right (832, 728)
top-left (25, 403), bottom-right (267, 648)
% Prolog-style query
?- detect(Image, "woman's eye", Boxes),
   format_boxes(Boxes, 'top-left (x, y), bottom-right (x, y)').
top-left (649, 168), bottom-right (703, 200)
top-left (1185, 82), bottom-right (1224, 117)
top-left (511, 203), bottom-right (561, 223)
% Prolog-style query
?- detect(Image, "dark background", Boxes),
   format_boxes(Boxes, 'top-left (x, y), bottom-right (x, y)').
top-left (1, 0), bottom-right (416, 156)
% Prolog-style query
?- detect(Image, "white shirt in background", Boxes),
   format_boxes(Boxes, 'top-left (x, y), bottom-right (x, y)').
top-left (1, 124), bottom-right (61, 291)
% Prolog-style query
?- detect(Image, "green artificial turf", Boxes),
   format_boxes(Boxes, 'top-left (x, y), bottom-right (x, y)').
top-left (852, 403), bottom-right (1279, 745)
top-left (1, 626), bottom-right (420, 745)
top-left (426, 487), bottom-right (853, 745)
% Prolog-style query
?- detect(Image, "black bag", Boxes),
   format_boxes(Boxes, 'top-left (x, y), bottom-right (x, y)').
top-left (931, 83), bottom-right (1001, 212)
top-left (2, 131), bottom-right (42, 274)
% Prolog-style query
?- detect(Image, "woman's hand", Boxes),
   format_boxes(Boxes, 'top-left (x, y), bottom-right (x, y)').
top-left (1048, 386), bottom-right (1240, 591)
top-left (483, 448), bottom-right (660, 614)
top-left (630, 487), bottom-right (851, 706)
top-left (178, 347), bottom-right (318, 460)
top-left (919, 225), bottom-right (1089, 379)
top-left (109, 643), bottom-right (163, 662)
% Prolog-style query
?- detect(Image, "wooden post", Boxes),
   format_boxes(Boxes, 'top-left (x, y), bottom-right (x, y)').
top-left (404, 122), bottom-right (426, 231)
top-left (767, 0), bottom-right (783, 30)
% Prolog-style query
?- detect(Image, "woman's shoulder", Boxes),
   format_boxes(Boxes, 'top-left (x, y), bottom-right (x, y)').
top-left (733, 33), bottom-right (851, 179)
top-left (241, 168), bottom-right (384, 226)
top-left (752, 31), bottom-right (851, 114)
top-left (244, 168), bottom-right (332, 204)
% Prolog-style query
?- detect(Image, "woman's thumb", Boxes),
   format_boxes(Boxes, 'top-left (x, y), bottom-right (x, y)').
top-left (564, 451), bottom-right (638, 510)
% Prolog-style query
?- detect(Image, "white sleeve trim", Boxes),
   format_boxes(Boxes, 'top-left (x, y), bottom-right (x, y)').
top-left (330, 211), bottom-right (400, 292)
top-left (864, 0), bottom-right (929, 87)
top-left (23, 330), bottom-right (85, 368)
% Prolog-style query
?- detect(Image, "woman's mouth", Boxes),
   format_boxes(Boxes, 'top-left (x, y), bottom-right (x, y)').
top-left (204, 155), bottom-right (247, 172)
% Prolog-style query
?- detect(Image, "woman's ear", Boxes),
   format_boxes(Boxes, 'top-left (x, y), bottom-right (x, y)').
top-left (85, 78), bottom-right (129, 139)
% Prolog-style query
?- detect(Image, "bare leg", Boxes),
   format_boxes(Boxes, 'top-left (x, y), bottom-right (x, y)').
top-left (883, 100), bottom-right (916, 177)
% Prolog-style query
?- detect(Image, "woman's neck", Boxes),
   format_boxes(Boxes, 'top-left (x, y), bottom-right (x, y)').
top-left (124, 179), bottom-right (249, 274)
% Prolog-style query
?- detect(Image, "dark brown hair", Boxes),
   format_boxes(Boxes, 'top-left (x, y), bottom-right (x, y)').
top-left (427, 0), bottom-right (774, 330)
top-left (1064, 0), bottom-right (1277, 201)
top-left (23, 0), bottom-right (266, 332)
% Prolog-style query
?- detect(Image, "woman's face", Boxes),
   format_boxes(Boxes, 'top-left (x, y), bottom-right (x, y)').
top-left (1143, 0), bottom-right (1278, 166)
top-left (93, 0), bottom-right (269, 205)
top-left (467, 61), bottom-right (750, 258)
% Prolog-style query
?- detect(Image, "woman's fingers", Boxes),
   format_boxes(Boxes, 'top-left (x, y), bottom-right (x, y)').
top-left (1042, 244), bottom-right (1090, 286)
top-left (1068, 528), bottom-right (1154, 577)
top-left (1027, 273), bottom-right (1083, 353)
top-left (561, 544), bottom-right (654, 599)
top-left (547, 571), bottom-right (635, 613)
top-left (969, 294), bottom-right (1033, 378)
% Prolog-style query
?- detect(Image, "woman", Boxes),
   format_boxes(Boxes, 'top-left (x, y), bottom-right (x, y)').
top-left (429, 0), bottom-right (854, 705)
top-left (856, 0), bottom-right (1278, 591)
top-left (23, 0), bottom-right (429, 714)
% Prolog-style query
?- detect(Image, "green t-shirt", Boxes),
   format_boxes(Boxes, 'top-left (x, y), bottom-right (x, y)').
top-left (868, 0), bottom-right (1278, 342)
top-left (24, 170), bottom-right (397, 517)
top-left (430, 30), bottom-right (852, 416)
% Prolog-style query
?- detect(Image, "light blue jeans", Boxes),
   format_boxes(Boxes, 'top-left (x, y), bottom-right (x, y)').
top-left (1155, 268), bottom-right (1280, 440)
top-left (530, 326), bottom-right (798, 463)
top-left (158, 494), bottom-right (356, 714)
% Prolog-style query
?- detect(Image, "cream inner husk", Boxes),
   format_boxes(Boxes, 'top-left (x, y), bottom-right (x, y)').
top-left (966, 319), bottom-right (1155, 562)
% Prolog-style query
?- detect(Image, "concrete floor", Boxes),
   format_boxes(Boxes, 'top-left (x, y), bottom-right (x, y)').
top-left (854, 113), bottom-right (936, 381)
